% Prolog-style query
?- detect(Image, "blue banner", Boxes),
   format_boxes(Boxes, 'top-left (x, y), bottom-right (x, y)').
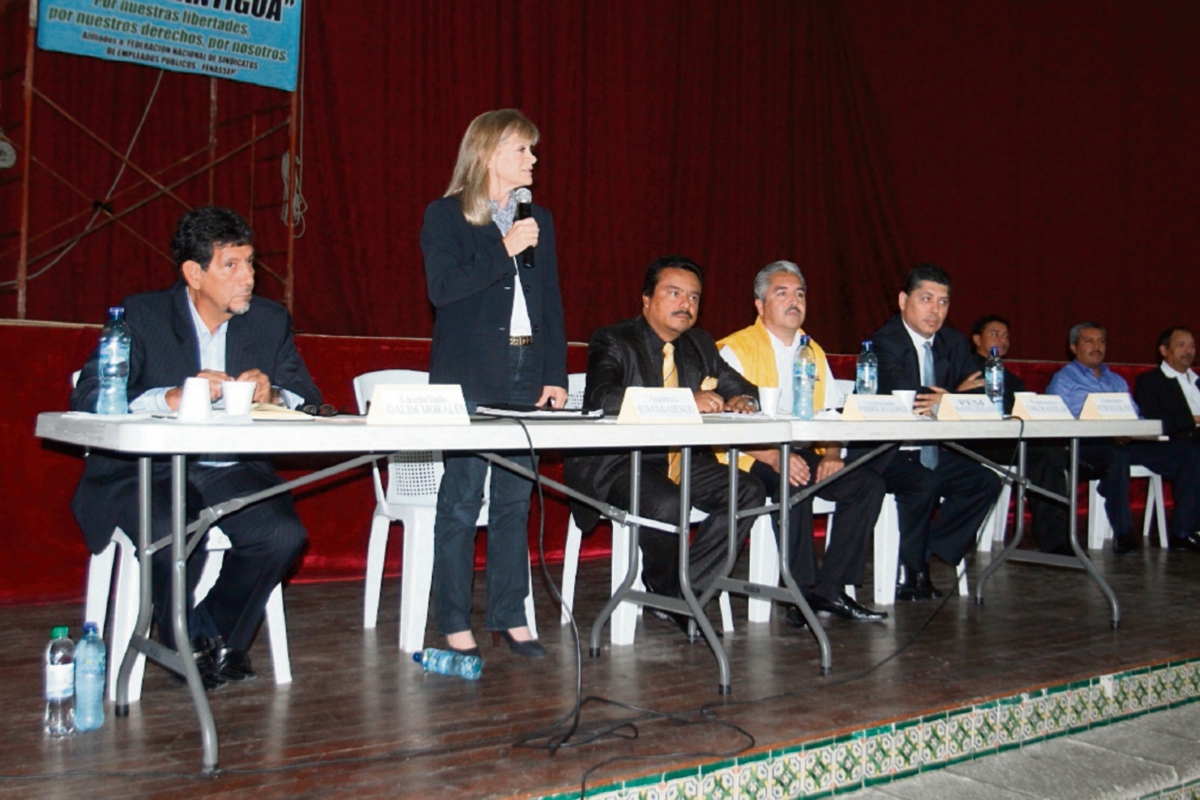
top-left (36, 0), bottom-right (302, 92)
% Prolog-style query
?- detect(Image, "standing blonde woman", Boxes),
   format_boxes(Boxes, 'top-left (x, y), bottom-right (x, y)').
top-left (421, 109), bottom-right (567, 658)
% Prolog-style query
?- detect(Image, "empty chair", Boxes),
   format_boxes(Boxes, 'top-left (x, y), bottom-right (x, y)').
top-left (353, 369), bottom-right (538, 653)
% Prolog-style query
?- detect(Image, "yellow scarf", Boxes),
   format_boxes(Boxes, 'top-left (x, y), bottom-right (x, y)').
top-left (716, 317), bottom-right (829, 470)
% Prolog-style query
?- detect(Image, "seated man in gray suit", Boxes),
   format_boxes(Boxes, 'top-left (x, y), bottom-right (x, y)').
top-left (71, 206), bottom-right (322, 689)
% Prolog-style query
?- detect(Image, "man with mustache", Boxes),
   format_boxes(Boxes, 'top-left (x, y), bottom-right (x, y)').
top-left (1043, 323), bottom-right (1200, 554)
top-left (564, 255), bottom-right (767, 639)
top-left (716, 261), bottom-right (888, 627)
top-left (866, 264), bottom-right (1002, 599)
top-left (70, 206), bottom-right (322, 689)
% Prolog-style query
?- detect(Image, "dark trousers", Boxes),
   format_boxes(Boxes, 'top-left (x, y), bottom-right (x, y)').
top-left (432, 345), bottom-right (539, 635)
top-left (1031, 439), bottom-right (1200, 547)
top-left (871, 447), bottom-right (1002, 575)
top-left (145, 461), bottom-right (307, 652)
top-left (603, 454), bottom-right (766, 600)
top-left (749, 451), bottom-right (885, 599)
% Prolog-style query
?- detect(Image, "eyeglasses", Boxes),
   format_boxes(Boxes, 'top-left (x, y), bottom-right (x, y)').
top-left (301, 404), bottom-right (341, 417)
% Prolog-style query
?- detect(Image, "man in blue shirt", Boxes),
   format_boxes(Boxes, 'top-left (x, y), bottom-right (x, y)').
top-left (1037, 322), bottom-right (1200, 554)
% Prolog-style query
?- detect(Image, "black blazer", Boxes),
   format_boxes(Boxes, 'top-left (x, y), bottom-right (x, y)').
top-left (69, 282), bottom-right (322, 554)
top-left (1134, 366), bottom-right (1199, 442)
top-left (421, 196), bottom-right (568, 404)
top-left (870, 314), bottom-right (977, 395)
top-left (563, 316), bottom-right (758, 531)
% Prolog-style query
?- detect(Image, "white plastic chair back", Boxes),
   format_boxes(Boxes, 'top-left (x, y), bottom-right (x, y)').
top-left (353, 370), bottom-right (445, 508)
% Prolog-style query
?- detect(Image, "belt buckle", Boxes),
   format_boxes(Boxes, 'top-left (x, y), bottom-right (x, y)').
top-left (509, 335), bottom-right (532, 347)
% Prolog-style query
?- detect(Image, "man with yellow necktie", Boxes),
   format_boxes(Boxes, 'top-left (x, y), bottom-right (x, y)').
top-left (564, 256), bottom-right (766, 639)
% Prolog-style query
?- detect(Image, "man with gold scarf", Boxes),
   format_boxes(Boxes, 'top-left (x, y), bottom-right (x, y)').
top-left (718, 261), bottom-right (888, 627)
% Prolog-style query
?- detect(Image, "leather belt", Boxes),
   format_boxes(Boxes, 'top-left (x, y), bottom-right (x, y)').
top-left (509, 335), bottom-right (532, 347)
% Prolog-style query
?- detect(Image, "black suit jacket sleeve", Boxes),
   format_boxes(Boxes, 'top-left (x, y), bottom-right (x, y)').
top-left (1135, 367), bottom-right (1198, 441)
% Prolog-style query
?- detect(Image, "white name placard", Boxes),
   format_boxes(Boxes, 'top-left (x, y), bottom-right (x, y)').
top-left (1012, 394), bottom-right (1075, 420)
top-left (935, 394), bottom-right (1003, 421)
top-left (1079, 392), bottom-right (1138, 420)
top-left (617, 387), bottom-right (703, 424)
top-left (366, 384), bottom-right (471, 426)
top-left (840, 394), bottom-right (916, 421)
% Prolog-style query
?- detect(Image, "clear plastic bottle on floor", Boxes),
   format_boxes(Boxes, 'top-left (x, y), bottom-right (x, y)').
top-left (413, 648), bottom-right (483, 680)
top-left (44, 626), bottom-right (75, 737)
top-left (75, 622), bottom-right (106, 732)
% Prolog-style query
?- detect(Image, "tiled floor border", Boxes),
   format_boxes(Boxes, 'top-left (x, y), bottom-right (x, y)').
top-left (534, 656), bottom-right (1200, 800)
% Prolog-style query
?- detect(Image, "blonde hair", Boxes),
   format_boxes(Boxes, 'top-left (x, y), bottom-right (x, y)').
top-left (444, 109), bottom-right (540, 226)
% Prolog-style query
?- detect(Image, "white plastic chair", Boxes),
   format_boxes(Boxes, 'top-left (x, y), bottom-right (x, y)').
top-left (353, 369), bottom-right (538, 653)
top-left (84, 527), bottom-right (290, 702)
top-left (872, 493), bottom-right (975, 605)
top-left (978, 465), bottom-right (1020, 551)
top-left (1086, 466), bottom-right (1168, 549)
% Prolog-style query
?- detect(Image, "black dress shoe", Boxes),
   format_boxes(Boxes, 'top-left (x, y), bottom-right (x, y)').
top-left (784, 605), bottom-right (810, 629)
top-left (807, 591), bottom-right (889, 621)
top-left (168, 635), bottom-right (226, 691)
top-left (1112, 535), bottom-right (1138, 555)
top-left (492, 630), bottom-right (546, 658)
top-left (213, 640), bottom-right (257, 681)
top-left (895, 570), bottom-right (942, 601)
top-left (651, 609), bottom-right (722, 641)
top-left (1169, 532), bottom-right (1200, 553)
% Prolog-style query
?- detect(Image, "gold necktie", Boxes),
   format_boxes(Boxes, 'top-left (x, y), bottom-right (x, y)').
top-left (663, 342), bottom-right (681, 483)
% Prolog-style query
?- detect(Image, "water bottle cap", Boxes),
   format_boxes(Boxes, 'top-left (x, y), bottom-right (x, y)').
top-left (83, 622), bottom-right (98, 634)
top-left (799, 334), bottom-right (811, 345)
top-left (108, 306), bottom-right (124, 318)
top-left (990, 347), bottom-right (1000, 356)
top-left (412, 652), bottom-right (422, 664)
top-left (51, 626), bottom-right (69, 639)
top-left (862, 340), bottom-right (872, 349)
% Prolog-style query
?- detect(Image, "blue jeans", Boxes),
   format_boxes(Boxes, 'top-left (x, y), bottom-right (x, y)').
top-left (432, 345), bottom-right (540, 635)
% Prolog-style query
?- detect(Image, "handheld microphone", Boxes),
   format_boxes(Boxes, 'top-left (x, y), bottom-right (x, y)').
top-left (514, 187), bottom-right (534, 269)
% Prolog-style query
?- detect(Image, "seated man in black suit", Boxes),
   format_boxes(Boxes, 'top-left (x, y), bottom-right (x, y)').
top-left (867, 264), bottom-right (1002, 599)
top-left (1134, 326), bottom-right (1200, 552)
top-left (968, 315), bottom-right (1027, 414)
top-left (71, 206), bottom-right (322, 689)
top-left (564, 255), bottom-right (767, 638)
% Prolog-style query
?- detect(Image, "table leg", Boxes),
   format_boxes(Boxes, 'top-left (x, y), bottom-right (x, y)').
top-left (590, 451), bottom-right (643, 656)
top-left (975, 440), bottom-right (1030, 602)
top-left (775, 442), bottom-right (831, 675)
top-left (675, 447), bottom-right (731, 694)
top-left (115, 457), bottom-right (154, 716)
top-left (1064, 438), bottom-right (1121, 628)
top-left (169, 455), bottom-right (220, 773)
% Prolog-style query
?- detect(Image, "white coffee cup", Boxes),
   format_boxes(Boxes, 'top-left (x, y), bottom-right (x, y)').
top-left (758, 386), bottom-right (782, 416)
top-left (892, 389), bottom-right (917, 412)
top-left (222, 380), bottom-right (255, 416)
top-left (178, 376), bottom-right (212, 421)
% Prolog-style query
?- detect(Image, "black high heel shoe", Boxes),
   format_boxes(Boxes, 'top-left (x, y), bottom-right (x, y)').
top-left (492, 630), bottom-right (546, 658)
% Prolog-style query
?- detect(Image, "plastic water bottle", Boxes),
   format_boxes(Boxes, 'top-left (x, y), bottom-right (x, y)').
top-left (855, 340), bottom-right (878, 395)
top-left (74, 622), bottom-right (105, 732)
top-left (44, 626), bottom-right (75, 737)
top-left (96, 306), bottom-right (130, 415)
top-left (792, 335), bottom-right (817, 420)
top-left (412, 648), bottom-right (483, 680)
top-left (984, 346), bottom-right (1005, 415)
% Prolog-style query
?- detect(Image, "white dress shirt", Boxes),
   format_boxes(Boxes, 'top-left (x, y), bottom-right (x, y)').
top-left (1161, 361), bottom-right (1200, 416)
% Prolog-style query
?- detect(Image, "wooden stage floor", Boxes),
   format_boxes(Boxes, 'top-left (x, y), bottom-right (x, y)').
top-left (3, 543), bottom-right (1199, 799)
